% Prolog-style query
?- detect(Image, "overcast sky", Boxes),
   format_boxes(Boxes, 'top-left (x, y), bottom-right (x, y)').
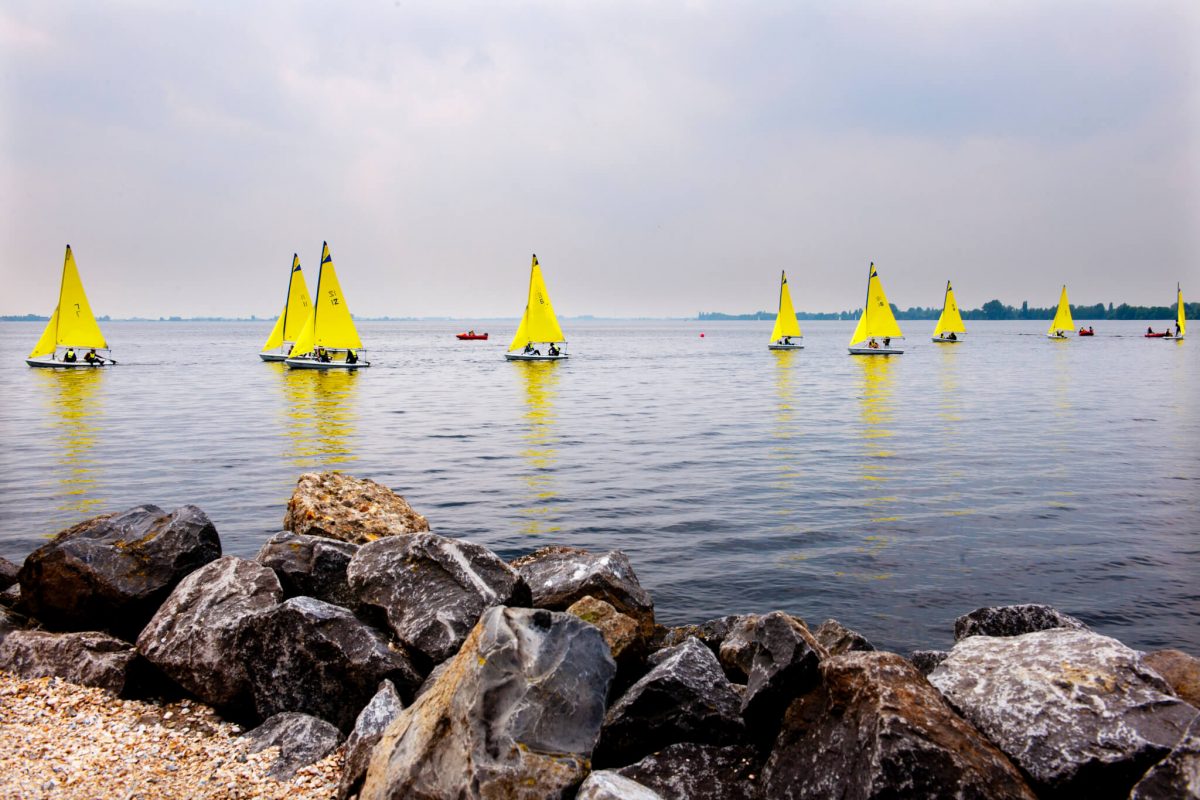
top-left (2, 1), bottom-right (1197, 318)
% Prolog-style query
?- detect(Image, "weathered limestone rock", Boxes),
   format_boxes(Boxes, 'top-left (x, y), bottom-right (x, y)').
top-left (359, 607), bottom-right (615, 800)
top-left (237, 596), bottom-right (421, 731)
top-left (16, 505), bottom-right (221, 639)
top-left (567, 595), bottom-right (644, 668)
top-left (347, 533), bottom-right (530, 666)
top-left (0, 629), bottom-right (136, 694)
top-left (338, 679), bottom-right (404, 800)
top-left (0, 556), bottom-right (17, 591)
top-left (512, 546), bottom-right (656, 638)
top-left (728, 611), bottom-right (827, 738)
top-left (814, 618), bottom-right (874, 655)
top-left (136, 556), bottom-right (283, 708)
top-left (764, 651), bottom-right (1037, 800)
top-left (929, 629), bottom-right (1199, 797)
top-left (596, 637), bottom-right (745, 767)
top-left (256, 531), bottom-right (358, 607)
top-left (954, 603), bottom-right (1087, 641)
top-left (618, 743), bottom-right (761, 800)
top-left (1130, 714), bottom-right (1200, 799)
top-left (660, 615), bottom-right (748, 654)
top-left (577, 771), bottom-right (665, 800)
top-left (283, 472), bottom-right (429, 544)
top-left (243, 711), bottom-right (344, 780)
top-left (908, 649), bottom-right (949, 676)
top-left (1144, 649), bottom-right (1200, 708)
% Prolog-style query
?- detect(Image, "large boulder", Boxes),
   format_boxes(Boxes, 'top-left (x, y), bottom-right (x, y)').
top-left (617, 743), bottom-right (761, 800)
top-left (359, 607), bottom-right (615, 800)
top-left (283, 472), bottom-right (429, 544)
top-left (512, 546), bottom-right (656, 638)
top-left (1130, 714), bottom-right (1200, 799)
top-left (338, 679), bottom-right (404, 800)
top-left (236, 596), bottom-right (421, 731)
top-left (595, 637), bottom-right (745, 767)
top-left (0, 629), bottom-right (136, 694)
top-left (1144, 649), bottom-right (1200, 708)
top-left (954, 603), bottom-right (1087, 640)
top-left (929, 629), bottom-right (1198, 797)
top-left (347, 533), bottom-right (530, 667)
top-left (813, 618), bottom-right (874, 655)
top-left (16, 505), bottom-right (221, 639)
top-left (763, 651), bottom-right (1037, 800)
top-left (136, 556), bottom-right (283, 708)
top-left (577, 771), bottom-right (664, 800)
top-left (0, 556), bottom-right (17, 591)
top-left (243, 711), bottom-right (344, 780)
top-left (255, 531), bottom-right (358, 607)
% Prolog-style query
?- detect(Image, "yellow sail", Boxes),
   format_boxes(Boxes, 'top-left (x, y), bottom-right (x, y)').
top-left (932, 280), bottom-right (966, 336)
top-left (262, 314), bottom-right (286, 351)
top-left (262, 254), bottom-right (311, 351)
top-left (29, 306), bottom-right (60, 358)
top-left (1177, 284), bottom-right (1187, 337)
top-left (29, 245), bottom-right (107, 358)
top-left (849, 263), bottom-right (904, 344)
top-left (508, 254), bottom-right (566, 350)
top-left (769, 270), bottom-right (803, 342)
top-left (290, 242), bottom-right (363, 355)
top-left (1048, 285), bottom-right (1073, 335)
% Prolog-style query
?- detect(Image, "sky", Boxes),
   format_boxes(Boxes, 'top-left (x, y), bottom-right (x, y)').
top-left (2, 1), bottom-right (1198, 318)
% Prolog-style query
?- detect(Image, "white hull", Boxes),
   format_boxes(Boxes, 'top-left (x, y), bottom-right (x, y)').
top-left (849, 346), bottom-right (903, 355)
top-left (259, 352), bottom-right (288, 362)
top-left (26, 355), bottom-right (111, 368)
top-left (505, 352), bottom-right (569, 361)
top-left (931, 337), bottom-right (962, 343)
top-left (1046, 333), bottom-right (1070, 339)
top-left (285, 357), bottom-right (370, 370)
top-left (768, 343), bottom-right (804, 350)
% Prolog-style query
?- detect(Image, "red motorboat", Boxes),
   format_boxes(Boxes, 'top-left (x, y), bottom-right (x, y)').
top-left (1077, 327), bottom-right (1095, 336)
top-left (456, 331), bottom-right (488, 340)
top-left (1144, 332), bottom-right (1168, 338)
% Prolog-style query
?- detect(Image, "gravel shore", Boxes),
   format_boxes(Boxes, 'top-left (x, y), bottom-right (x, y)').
top-left (0, 671), bottom-right (342, 799)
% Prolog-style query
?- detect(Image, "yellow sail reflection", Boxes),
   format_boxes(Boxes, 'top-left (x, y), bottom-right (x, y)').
top-left (277, 367), bottom-right (360, 465)
top-left (34, 369), bottom-right (105, 514)
top-left (516, 361), bottom-right (561, 535)
top-left (769, 350), bottom-right (804, 488)
top-left (935, 346), bottom-right (966, 492)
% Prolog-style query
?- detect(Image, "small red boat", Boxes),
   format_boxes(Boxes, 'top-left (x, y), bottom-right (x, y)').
top-left (1077, 327), bottom-right (1095, 336)
top-left (456, 331), bottom-right (488, 340)
top-left (1144, 332), bottom-right (1168, 338)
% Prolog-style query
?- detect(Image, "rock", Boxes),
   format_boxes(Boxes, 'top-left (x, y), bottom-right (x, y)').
top-left (577, 771), bottom-right (665, 800)
top-left (0, 605), bottom-right (35, 641)
top-left (1144, 649), bottom-right (1200, 708)
top-left (596, 637), bottom-right (745, 767)
top-left (16, 505), bottom-right (221, 639)
top-left (236, 596), bottom-right (421, 731)
top-left (908, 649), bottom-right (949, 676)
top-left (512, 546), bottom-right (656, 638)
top-left (929, 629), bottom-right (1199, 797)
top-left (728, 611), bottom-right (826, 739)
top-left (136, 556), bottom-right (283, 708)
top-left (359, 607), bottom-right (615, 800)
top-left (338, 679), bottom-right (404, 800)
top-left (813, 618), bottom-right (874, 655)
top-left (660, 615), bottom-right (749, 655)
top-left (283, 472), bottom-right (429, 544)
top-left (716, 614), bottom-right (763, 681)
top-left (567, 595), bottom-right (644, 668)
top-left (255, 531), bottom-right (359, 607)
top-left (763, 651), bottom-right (1037, 800)
top-left (413, 658), bottom-right (451, 700)
top-left (0, 630), bottom-right (136, 694)
top-left (0, 556), bottom-right (17, 591)
top-left (347, 533), bottom-right (530, 667)
top-left (0, 583), bottom-right (18, 608)
top-left (1130, 714), bottom-right (1200, 799)
top-left (617, 743), bottom-right (761, 800)
top-left (954, 603), bottom-right (1087, 641)
top-left (243, 711), bottom-right (344, 780)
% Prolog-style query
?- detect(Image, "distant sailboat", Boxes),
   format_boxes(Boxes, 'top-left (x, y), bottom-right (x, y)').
top-left (27, 245), bottom-right (114, 368)
top-left (768, 270), bottom-right (804, 350)
top-left (506, 254), bottom-right (568, 361)
top-left (848, 262), bottom-right (904, 355)
top-left (1168, 283), bottom-right (1186, 340)
top-left (259, 254), bottom-right (312, 361)
top-left (284, 242), bottom-right (370, 369)
top-left (932, 280), bottom-right (966, 343)
top-left (1047, 285), bottom-right (1073, 339)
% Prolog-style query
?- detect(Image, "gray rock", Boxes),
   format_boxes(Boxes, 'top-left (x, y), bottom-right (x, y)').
top-left (929, 629), bottom-right (1198, 797)
top-left (1, 605), bottom-right (35, 641)
top-left (236, 596), bottom-right (421, 731)
top-left (577, 771), bottom-right (665, 800)
top-left (596, 637), bottom-right (745, 767)
top-left (717, 614), bottom-right (764, 681)
top-left (659, 615), bottom-right (748, 655)
top-left (1130, 714), bottom-right (1200, 799)
top-left (0, 556), bottom-right (17, 591)
top-left (256, 531), bottom-right (358, 607)
top-left (814, 618), bottom-right (875, 655)
top-left (359, 607), bottom-right (615, 800)
top-left (731, 611), bottom-right (827, 739)
top-left (512, 546), bottom-right (656, 638)
top-left (0, 629), bottom-right (136, 694)
top-left (338, 679), bottom-right (404, 800)
top-left (347, 533), bottom-right (530, 666)
top-left (16, 505), bottom-right (221, 639)
top-left (413, 658), bottom-right (451, 700)
top-left (954, 603), bottom-right (1087, 641)
top-left (0, 583), bottom-right (19, 608)
top-left (243, 711), bottom-right (344, 780)
top-left (284, 472), bottom-right (430, 544)
top-left (617, 743), bottom-right (761, 800)
top-left (136, 556), bottom-right (283, 708)
top-left (908, 649), bottom-right (950, 676)
top-left (763, 651), bottom-right (1037, 800)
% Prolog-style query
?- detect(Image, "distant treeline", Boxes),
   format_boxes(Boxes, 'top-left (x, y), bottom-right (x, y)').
top-left (700, 300), bottom-right (1198, 322)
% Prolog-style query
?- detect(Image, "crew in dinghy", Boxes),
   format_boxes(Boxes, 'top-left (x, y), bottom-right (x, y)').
top-left (26, 245), bottom-right (116, 368)
top-left (932, 280), bottom-right (966, 343)
top-left (505, 254), bottom-right (569, 361)
top-left (768, 270), bottom-right (804, 350)
top-left (284, 242), bottom-right (371, 370)
top-left (848, 263), bottom-right (904, 355)
top-left (1047, 286), bottom-right (1073, 339)
top-left (259, 254), bottom-right (312, 362)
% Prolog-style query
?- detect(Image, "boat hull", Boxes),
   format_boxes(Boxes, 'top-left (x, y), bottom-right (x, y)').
top-left (768, 343), bottom-right (804, 350)
top-left (505, 353), bottom-right (569, 361)
top-left (932, 337), bottom-right (962, 343)
top-left (456, 333), bottom-right (488, 340)
top-left (26, 356), bottom-right (111, 368)
top-left (284, 357), bottom-right (370, 370)
top-left (258, 352), bottom-right (288, 362)
top-left (848, 347), bottom-right (903, 355)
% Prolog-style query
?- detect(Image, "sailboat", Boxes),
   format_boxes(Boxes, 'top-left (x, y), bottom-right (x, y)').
top-left (1047, 285), bottom-right (1073, 339)
top-left (1166, 283), bottom-right (1186, 340)
top-left (505, 254), bottom-right (568, 361)
top-left (27, 245), bottom-right (114, 368)
top-left (931, 280), bottom-right (966, 343)
top-left (284, 242), bottom-right (370, 369)
top-left (768, 270), bottom-right (804, 350)
top-left (848, 262), bottom-right (904, 355)
top-left (259, 254), bottom-right (312, 361)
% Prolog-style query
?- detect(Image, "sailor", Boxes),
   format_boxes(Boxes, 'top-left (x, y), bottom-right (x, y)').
top-left (548, 343), bottom-right (560, 356)
top-left (1147, 326), bottom-right (1154, 335)
top-left (63, 348), bottom-right (77, 362)
top-left (345, 349), bottom-right (358, 364)
top-left (883, 337), bottom-right (891, 347)
top-left (84, 349), bottom-right (100, 364)
top-left (317, 347), bottom-right (332, 363)
top-left (782, 336), bottom-right (791, 345)
top-left (868, 339), bottom-right (879, 350)
top-left (523, 342), bottom-right (536, 355)
top-left (947, 332), bottom-right (957, 341)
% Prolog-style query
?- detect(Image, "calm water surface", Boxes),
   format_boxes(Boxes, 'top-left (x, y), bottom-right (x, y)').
top-left (1, 320), bottom-right (1196, 654)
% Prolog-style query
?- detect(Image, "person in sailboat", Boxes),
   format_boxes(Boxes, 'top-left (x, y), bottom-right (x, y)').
top-left (63, 348), bottom-right (77, 363)
top-left (84, 349), bottom-right (101, 364)
top-left (523, 342), bottom-right (540, 356)
top-left (781, 336), bottom-right (792, 345)
top-left (345, 349), bottom-right (358, 364)
top-left (548, 343), bottom-right (560, 356)
top-left (868, 339), bottom-right (879, 350)
top-left (317, 347), bottom-right (332, 363)
top-left (883, 337), bottom-right (891, 348)
top-left (946, 332), bottom-right (957, 341)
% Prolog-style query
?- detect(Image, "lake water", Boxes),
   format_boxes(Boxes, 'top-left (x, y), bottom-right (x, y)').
top-left (1, 320), bottom-right (1196, 655)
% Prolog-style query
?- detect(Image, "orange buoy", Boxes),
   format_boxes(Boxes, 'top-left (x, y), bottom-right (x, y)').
top-left (700, 332), bottom-right (705, 338)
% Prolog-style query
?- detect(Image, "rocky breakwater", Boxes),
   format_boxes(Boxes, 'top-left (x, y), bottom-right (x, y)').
top-left (1, 471), bottom-right (1198, 799)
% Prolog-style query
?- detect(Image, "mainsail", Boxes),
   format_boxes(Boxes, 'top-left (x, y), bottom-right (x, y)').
top-left (849, 263), bottom-right (904, 345)
top-left (932, 280), bottom-right (966, 337)
top-left (289, 242), bottom-right (363, 355)
top-left (509, 254), bottom-right (566, 350)
top-left (29, 245), bottom-right (108, 358)
top-left (262, 254), bottom-right (312, 351)
top-left (1176, 283), bottom-right (1187, 337)
top-left (1048, 285), bottom-right (1073, 335)
top-left (769, 270), bottom-right (802, 342)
